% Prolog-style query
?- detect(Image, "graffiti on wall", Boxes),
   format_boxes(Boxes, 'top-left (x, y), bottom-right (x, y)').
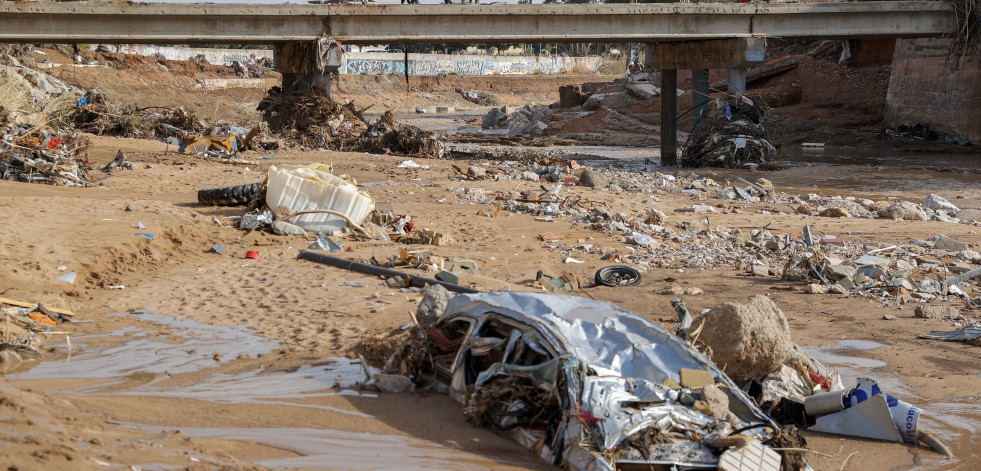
top-left (341, 53), bottom-right (601, 76)
top-left (346, 59), bottom-right (395, 75)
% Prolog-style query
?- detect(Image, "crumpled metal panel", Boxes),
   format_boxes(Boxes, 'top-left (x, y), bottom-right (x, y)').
top-left (440, 292), bottom-right (776, 461)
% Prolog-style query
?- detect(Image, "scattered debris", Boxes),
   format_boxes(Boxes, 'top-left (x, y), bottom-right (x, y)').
top-left (918, 324), bottom-right (981, 345)
top-left (1, 125), bottom-right (91, 185)
top-left (430, 292), bottom-right (780, 470)
top-left (258, 89), bottom-right (444, 157)
top-left (681, 95), bottom-right (776, 169)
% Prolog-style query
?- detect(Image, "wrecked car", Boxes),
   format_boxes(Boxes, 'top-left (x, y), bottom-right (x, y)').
top-left (427, 292), bottom-right (779, 470)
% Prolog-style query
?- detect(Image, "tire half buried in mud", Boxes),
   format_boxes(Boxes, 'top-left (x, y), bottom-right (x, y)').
top-left (197, 182), bottom-right (263, 207)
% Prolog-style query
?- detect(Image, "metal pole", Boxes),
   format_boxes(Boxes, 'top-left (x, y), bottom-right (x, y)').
top-left (660, 69), bottom-right (678, 166)
top-left (297, 250), bottom-right (480, 294)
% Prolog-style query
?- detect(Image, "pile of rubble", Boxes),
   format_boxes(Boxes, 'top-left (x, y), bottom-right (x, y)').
top-left (64, 90), bottom-right (206, 140)
top-left (1, 125), bottom-right (91, 186)
top-left (258, 89), bottom-right (444, 158)
top-left (481, 102), bottom-right (553, 137)
top-left (437, 162), bottom-right (981, 312)
top-left (681, 94), bottom-right (777, 168)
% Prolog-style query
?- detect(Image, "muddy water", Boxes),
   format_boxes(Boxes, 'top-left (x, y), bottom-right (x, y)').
top-left (11, 310), bottom-right (548, 470)
top-left (122, 423), bottom-right (537, 470)
top-left (415, 112), bottom-right (980, 194)
top-left (806, 341), bottom-right (980, 470)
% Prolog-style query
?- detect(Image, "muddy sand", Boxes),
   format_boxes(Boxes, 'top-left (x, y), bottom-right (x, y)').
top-left (1, 131), bottom-right (979, 471)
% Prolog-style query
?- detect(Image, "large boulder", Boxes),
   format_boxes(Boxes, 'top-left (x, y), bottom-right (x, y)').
top-left (578, 169), bottom-right (609, 188)
top-left (416, 284), bottom-right (452, 327)
top-left (694, 295), bottom-right (793, 382)
top-left (923, 194), bottom-right (959, 213)
top-left (880, 200), bottom-right (928, 221)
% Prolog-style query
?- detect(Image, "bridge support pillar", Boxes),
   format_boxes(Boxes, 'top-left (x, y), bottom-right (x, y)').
top-left (646, 38), bottom-right (764, 166)
top-left (274, 41), bottom-right (342, 97)
top-left (660, 69), bottom-right (678, 166)
top-left (728, 68), bottom-right (747, 94)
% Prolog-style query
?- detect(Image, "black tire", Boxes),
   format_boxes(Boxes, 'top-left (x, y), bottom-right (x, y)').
top-left (197, 182), bottom-right (263, 206)
top-left (594, 266), bottom-right (642, 287)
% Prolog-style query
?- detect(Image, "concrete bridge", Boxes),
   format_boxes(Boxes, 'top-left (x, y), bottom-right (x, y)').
top-left (0, 1), bottom-right (962, 164)
top-left (0, 2), bottom-right (958, 44)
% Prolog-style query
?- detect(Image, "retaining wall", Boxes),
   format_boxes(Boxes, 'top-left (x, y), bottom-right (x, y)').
top-left (98, 45), bottom-right (603, 76)
top-left (884, 38), bottom-right (981, 142)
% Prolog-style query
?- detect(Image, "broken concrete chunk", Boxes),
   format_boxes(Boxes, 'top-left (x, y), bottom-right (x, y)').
top-left (694, 295), bottom-right (793, 382)
top-left (272, 220), bottom-right (308, 236)
top-left (804, 283), bottom-right (826, 294)
top-left (825, 264), bottom-right (857, 281)
top-left (679, 368), bottom-right (715, 389)
top-left (922, 194), bottom-right (959, 213)
top-left (932, 234), bottom-right (969, 251)
top-left (881, 200), bottom-right (928, 221)
top-left (466, 165), bottom-right (487, 179)
top-left (416, 284), bottom-right (451, 327)
top-left (854, 255), bottom-right (890, 266)
top-left (675, 203), bottom-right (718, 213)
top-left (914, 305), bottom-right (959, 319)
top-left (693, 384), bottom-right (729, 419)
top-left (625, 82), bottom-right (660, 100)
top-left (210, 244), bottom-right (228, 255)
top-left (750, 265), bottom-right (770, 277)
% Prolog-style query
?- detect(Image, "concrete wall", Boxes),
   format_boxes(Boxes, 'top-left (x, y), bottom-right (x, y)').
top-left (340, 52), bottom-right (602, 76)
top-left (96, 45), bottom-right (273, 66)
top-left (884, 38), bottom-right (981, 142)
top-left (99, 45), bottom-right (602, 76)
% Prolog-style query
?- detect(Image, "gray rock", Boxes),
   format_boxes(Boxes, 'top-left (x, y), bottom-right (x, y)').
top-left (520, 120), bottom-right (548, 137)
top-left (416, 284), bottom-right (451, 327)
top-left (675, 204), bottom-right (718, 213)
top-left (210, 244), bottom-right (228, 255)
top-left (374, 374), bottom-right (412, 393)
top-left (750, 265), bottom-right (770, 277)
top-left (273, 220), bottom-right (308, 236)
top-left (625, 82), bottom-right (661, 100)
top-left (959, 249), bottom-right (981, 263)
top-left (854, 255), bottom-right (890, 266)
top-left (923, 194), bottom-right (959, 213)
top-left (519, 171), bottom-right (540, 182)
top-left (914, 305), bottom-right (960, 319)
top-left (467, 166), bottom-right (487, 179)
top-left (881, 200), bottom-right (928, 221)
top-left (579, 169), bottom-right (609, 188)
top-left (825, 264), bottom-right (857, 281)
top-left (716, 187), bottom-right (738, 200)
top-left (932, 234), bottom-right (969, 251)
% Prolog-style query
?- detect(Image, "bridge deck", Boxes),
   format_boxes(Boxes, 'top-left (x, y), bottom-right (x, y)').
top-left (0, 2), bottom-right (958, 45)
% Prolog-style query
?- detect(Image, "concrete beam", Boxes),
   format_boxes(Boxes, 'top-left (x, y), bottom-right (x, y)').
top-left (0, 2), bottom-right (958, 45)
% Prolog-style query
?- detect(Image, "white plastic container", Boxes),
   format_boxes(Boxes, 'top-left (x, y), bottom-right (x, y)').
top-left (265, 163), bottom-right (375, 234)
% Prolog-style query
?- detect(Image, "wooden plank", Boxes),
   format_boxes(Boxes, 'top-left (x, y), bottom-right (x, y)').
top-left (0, 297), bottom-right (76, 317)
